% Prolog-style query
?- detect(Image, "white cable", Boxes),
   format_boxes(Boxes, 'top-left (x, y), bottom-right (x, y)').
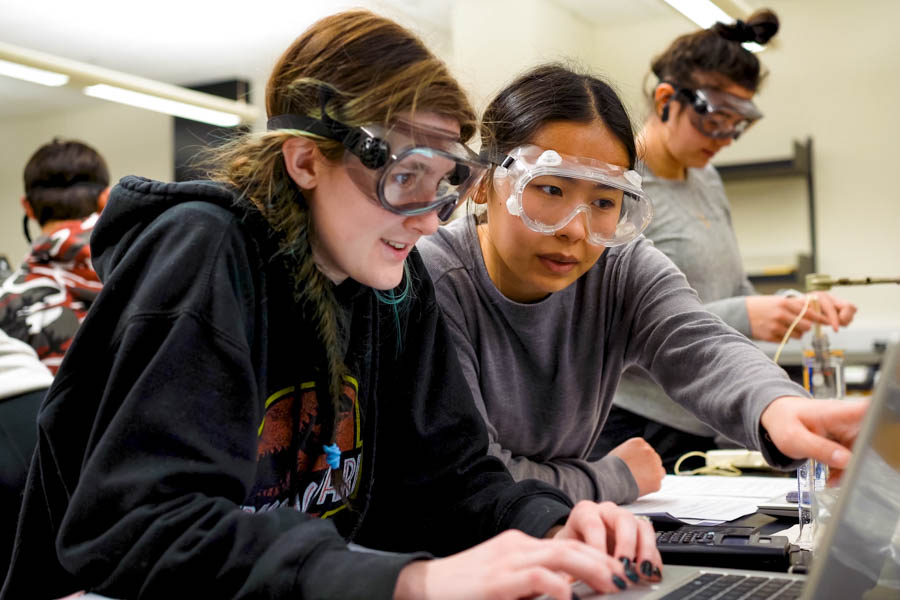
top-left (773, 293), bottom-right (813, 364)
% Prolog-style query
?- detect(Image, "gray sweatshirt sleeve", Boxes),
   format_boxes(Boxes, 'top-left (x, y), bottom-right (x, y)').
top-left (641, 164), bottom-right (757, 338)
top-left (435, 281), bottom-right (640, 504)
top-left (704, 296), bottom-right (753, 337)
top-left (704, 262), bottom-right (756, 337)
top-left (620, 242), bottom-right (809, 468)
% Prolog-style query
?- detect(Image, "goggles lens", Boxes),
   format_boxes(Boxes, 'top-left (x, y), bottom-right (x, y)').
top-left (345, 119), bottom-right (486, 220)
top-left (521, 175), bottom-right (627, 241)
top-left (377, 148), bottom-right (481, 217)
top-left (495, 146), bottom-right (652, 247)
top-left (680, 87), bottom-right (763, 140)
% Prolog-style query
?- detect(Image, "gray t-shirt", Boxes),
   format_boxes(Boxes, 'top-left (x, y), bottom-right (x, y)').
top-left (613, 163), bottom-right (757, 435)
top-left (418, 214), bottom-right (807, 504)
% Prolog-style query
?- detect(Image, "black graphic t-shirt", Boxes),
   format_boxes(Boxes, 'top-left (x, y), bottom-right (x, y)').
top-left (247, 376), bottom-right (364, 518)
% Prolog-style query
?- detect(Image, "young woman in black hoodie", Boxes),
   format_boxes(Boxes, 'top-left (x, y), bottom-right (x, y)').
top-left (2, 10), bottom-right (663, 600)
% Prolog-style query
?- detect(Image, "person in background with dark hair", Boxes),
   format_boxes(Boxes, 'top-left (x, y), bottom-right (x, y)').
top-left (418, 62), bottom-right (865, 511)
top-left (3, 13), bottom-right (662, 600)
top-left (0, 138), bottom-right (110, 374)
top-left (596, 9), bottom-right (857, 469)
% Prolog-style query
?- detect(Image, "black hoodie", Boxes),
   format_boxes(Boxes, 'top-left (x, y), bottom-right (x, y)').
top-left (1, 177), bottom-right (572, 600)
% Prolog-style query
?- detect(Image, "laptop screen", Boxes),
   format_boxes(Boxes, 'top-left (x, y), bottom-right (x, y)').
top-left (803, 342), bottom-right (900, 598)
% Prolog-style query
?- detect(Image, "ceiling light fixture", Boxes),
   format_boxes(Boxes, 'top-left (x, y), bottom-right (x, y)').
top-left (0, 58), bottom-right (69, 87)
top-left (84, 84), bottom-right (242, 127)
top-left (0, 41), bottom-right (258, 126)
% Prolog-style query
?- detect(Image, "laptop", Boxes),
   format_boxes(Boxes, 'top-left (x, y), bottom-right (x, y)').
top-left (575, 340), bottom-right (900, 600)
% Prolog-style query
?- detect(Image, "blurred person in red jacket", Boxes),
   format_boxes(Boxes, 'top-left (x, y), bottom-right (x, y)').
top-left (0, 138), bottom-right (109, 374)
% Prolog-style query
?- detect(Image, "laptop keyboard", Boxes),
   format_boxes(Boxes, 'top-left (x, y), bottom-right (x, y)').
top-left (659, 572), bottom-right (804, 599)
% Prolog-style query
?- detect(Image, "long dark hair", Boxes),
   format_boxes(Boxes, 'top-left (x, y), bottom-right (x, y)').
top-left (649, 9), bottom-right (779, 92)
top-left (480, 63), bottom-right (637, 176)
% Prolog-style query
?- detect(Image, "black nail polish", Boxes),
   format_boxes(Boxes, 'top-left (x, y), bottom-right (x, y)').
top-left (641, 560), bottom-right (653, 577)
top-left (612, 574), bottom-right (627, 590)
top-left (653, 566), bottom-right (662, 579)
top-left (571, 593), bottom-right (582, 600)
top-left (620, 556), bottom-right (639, 581)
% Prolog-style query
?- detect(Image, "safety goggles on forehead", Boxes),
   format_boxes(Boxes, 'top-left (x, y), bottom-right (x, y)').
top-left (487, 145), bottom-right (652, 247)
top-left (268, 106), bottom-right (487, 222)
top-left (671, 85), bottom-right (763, 140)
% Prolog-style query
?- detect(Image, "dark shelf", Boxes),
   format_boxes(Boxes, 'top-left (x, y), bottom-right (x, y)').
top-left (747, 253), bottom-right (814, 294)
top-left (715, 138), bottom-right (816, 274)
top-left (717, 139), bottom-right (811, 181)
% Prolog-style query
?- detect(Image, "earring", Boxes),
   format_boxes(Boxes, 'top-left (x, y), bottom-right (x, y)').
top-left (661, 103), bottom-right (670, 123)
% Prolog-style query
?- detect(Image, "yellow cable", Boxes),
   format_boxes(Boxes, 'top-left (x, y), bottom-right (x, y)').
top-left (673, 451), bottom-right (706, 474)
top-left (672, 451), bottom-right (743, 476)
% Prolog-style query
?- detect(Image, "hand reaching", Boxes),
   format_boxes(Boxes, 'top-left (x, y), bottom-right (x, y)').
top-left (760, 395), bottom-right (868, 482)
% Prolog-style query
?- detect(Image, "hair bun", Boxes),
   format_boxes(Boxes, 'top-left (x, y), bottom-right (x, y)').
top-left (713, 8), bottom-right (779, 45)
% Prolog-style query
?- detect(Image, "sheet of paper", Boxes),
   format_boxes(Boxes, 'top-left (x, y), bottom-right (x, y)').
top-left (621, 475), bottom-right (798, 522)
top-left (653, 474), bottom-right (797, 498)
top-left (624, 496), bottom-right (757, 522)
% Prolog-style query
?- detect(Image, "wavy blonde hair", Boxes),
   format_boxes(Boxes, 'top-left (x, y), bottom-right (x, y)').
top-left (205, 9), bottom-right (476, 500)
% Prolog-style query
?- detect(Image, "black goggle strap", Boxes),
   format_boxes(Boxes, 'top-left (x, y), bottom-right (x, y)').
top-left (447, 162), bottom-right (470, 186)
top-left (267, 113), bottom-right (335, 137)
top-left (657, 81), bottom-right (706, 114)
top-left (437, 200), bottom-right (457, 222)
top-left (267, 87), bottom-right (390, 170)
top-left (266, 87), bottom-right (343, 137)
top-left (675, 87), bottom-right (709, 114)
top-left (267, 114), bottom-right (390, 171)
top-left (316, 86), bottom-right (349, 139)
top-left (479, 150), bottom-right (516, 169)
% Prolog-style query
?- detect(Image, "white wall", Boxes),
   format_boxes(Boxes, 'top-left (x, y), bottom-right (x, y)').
top-left (586, 0), bottom-right (900, 329)
top-left (451, 0), bottom-right (592, 114)
top-left (0, 103), bottom-right (173, 266)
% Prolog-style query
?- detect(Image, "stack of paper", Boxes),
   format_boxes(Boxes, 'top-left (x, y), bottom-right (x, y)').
top-left (622, 475), bottom-right (797, 524)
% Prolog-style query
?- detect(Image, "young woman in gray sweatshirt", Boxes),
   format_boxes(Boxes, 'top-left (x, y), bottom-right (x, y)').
top-left (598, 9), bottom-right (857, 469)
top-left (417, 63), bottom-right (864, 506)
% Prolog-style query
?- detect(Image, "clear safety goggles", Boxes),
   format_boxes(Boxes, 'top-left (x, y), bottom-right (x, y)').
top-left (488, 145), bottom-right (652, 247)
top-left (268, 113), bottom-right (487, 221)
top-left (671, 85), bottom-right (763, 140)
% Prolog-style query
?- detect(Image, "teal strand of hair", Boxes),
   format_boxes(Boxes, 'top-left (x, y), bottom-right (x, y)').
top-left (374, 261), bottom-right (412, 355)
